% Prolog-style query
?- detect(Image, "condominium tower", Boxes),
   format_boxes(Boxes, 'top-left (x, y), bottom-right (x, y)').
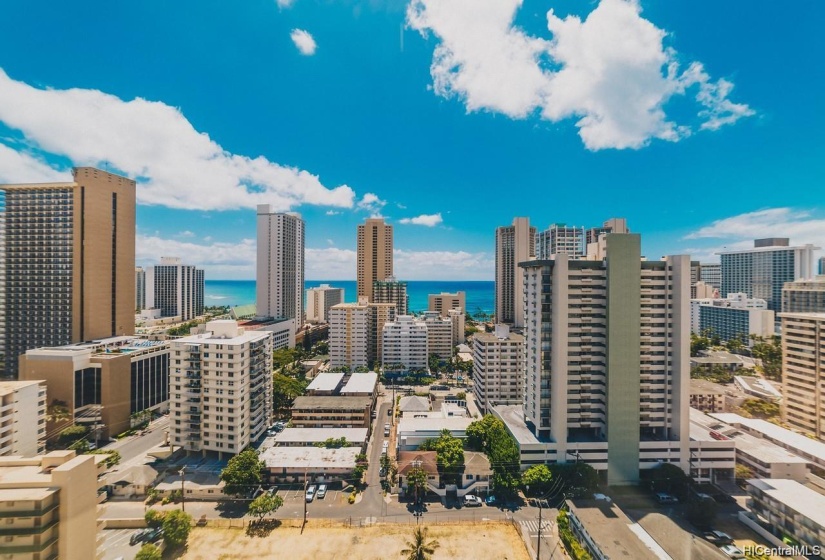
top-left (382, 316), bottom-right (428, 372)
top-left (781, 276), bottom-right (825, 314)
top-left (428, 292), bottom-right (465, 317)
top-left (0, 380), bottom-right (46, 457)
top-left (421, 311), bottom-right (453, 360)
top-left (520, 234), bottom-right (690, 485)
top-left (778, 312), bottom-right (825, 442)
top-left (256, 206), bottom-right (305, 324)
top-left (170, 320), bottom-right (273, 457)
top-left (373, 277), bottom-right (408, 315)
top-left (495, 217), bottom-right (535, 327)
top-left (135, 266), bottom-right (146, 311)
top-left (472, 325), bottom-right (524, 413)
top-left (329, 302), bottom-right (370, 369)
top-left (0, 167), bottom-right (136, 378)
top-left (536, 224), bottom-right (585, 259)
top-left (699, 263), bottom-right (721, 290)
top-left (357, 218), bottom-right (393, 302)
top-left (145, 257), bottom-right (205, 321)
top-left (306, 284), bottom-right (344, 323)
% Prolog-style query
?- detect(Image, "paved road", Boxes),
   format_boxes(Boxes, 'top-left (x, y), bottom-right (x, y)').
top-left (103, 416), bottom-right (169, 472)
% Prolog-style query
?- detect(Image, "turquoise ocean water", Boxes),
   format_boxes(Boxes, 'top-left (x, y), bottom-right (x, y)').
top-left (205, 280), bottom-right (494, 317)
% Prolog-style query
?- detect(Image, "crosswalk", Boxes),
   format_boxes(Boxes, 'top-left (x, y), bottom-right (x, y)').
top-left (520, 519), bottom-right (554, 535)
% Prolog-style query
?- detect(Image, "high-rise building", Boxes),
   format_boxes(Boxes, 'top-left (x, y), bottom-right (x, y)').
top-left (0, 380), bottom-right (46, 456)
top-left (0, 451), bottom-right (99, 560)
top-left (382, 316), bottom-right (428, 372)
top-left (357, 218), bottom-right (393, 302)
top-left (306, 284), bottom-right (344, 323)
top-left (368, 302), bottom-right (396, 367)
top-left (720, 238), bottom-right (819, 314)
top-left (584, 217), bottom-right (629, 260)
top-left (693, 281), bottom-right (716, 299)
top-left (448, 308), bottom-right (466, 345)
top-left (472, 325), bottom-right (524, 413)
top-left (422, 311), bottom-right (453, 360)
top-left (373, 277), bottom-right (409, 315)
top-left (0, 167), bottom-right (136, 378)
top-left (781, 276), bottom-right (825, 314)
top-left (428, 292), bottom-right (465, 317)
top-left (145, 257), bottom-right (205, 321)
top-left (690, 293), bottom-right (774, 342)
top-left (20, 337), bottom-right (170, 440)
top-left (699, 263), bottom-right (722, 290)
top-left (779, 312), bottom-right (825, 442)
top-left (329, 302), bottom-right (370, 370)
top-left (256, 206), bottom-right (305, 324)
top-left (135, 266), bottom-right (146, 311)
top-left (819, 256), bottom-right (825, 276)
top-left (495, 217), bottom-right (535, 327)
top-left (520, 234), bottom-right (690, 485)
top-left (170, 320), bottom-right (273, 457)
top-left (536, 224), bottom-right (585, 259)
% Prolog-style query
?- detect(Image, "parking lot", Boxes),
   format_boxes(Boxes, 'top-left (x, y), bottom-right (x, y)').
top-left (100, 528), bottom-right (141, 560)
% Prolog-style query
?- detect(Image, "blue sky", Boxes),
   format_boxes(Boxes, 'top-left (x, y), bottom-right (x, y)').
top-left (0, 0), bottom-right (823, 279)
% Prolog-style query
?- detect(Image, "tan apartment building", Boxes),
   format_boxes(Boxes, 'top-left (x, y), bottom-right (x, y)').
top-left (305, 284), bottom-right (344, 324)
top-left (356, 218), bottom-right (393, 302)
top-left (0, 381), bottom-right (47, 457)
top-left (422, 311), bottom-right (453, 360)
top-left (448, 308), bottom-right (466, 345)
top-left (20, 337), bottom-right (170, 440)
top-left (373, 277), bottom-right (408, 315)
top-left (689, 379), bottom-right (726, 413)
top-left (495, 217), bottom-right (535, 327)
top-left (368, 302), bottom-right (396, 367)
top-left (0, 167), bottom-right (136, 378)
top-left (290, 396), bottom-right (372, 429)
top-left (472, 325), bottom-right (524, 413)
top-left (782, 276), bottom-right (825, 313)
top-left (329, 302), bottom-right (370, 370)
top-left (0, 451), bottom-right (99, 560)
top-left (428, 292), bottom-right (465, 317)
top-left (779, 312), bottom-right (825, 441)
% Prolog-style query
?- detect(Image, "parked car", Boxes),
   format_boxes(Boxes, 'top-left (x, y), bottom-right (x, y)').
top-left (485, 495), bottom-right (497, 506)
top-left (305, 485), bottom-right (317, 502)
top-left (719, 544), bottom-right (745, 559)
top-left (379, 466), bottom-right (388, 478)
top-left (317, 484), bottom-right (327, 499)
top-left (463, 495), bottom-right (483, 507)
top-left (129, 528), bottom-right (151, 546)
top-left (267, 486), bottom-right (278, 496)
top-left (655, 492), bottom-right (678, 504)
top-left (144, 527), bottom-right (163, 544)
top-left (704, 530), bottom-right (733, 545)
top-left (384, 423), bottom-right (391, 436)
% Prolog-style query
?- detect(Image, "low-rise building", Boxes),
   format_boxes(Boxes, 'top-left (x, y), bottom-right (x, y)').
top-left (566, 499), bottom-right (662, 560)
top-left (746, 478), bottom-right (825, 555)
top-left (20, 337), bottom-right (170, 439)
top-left (0, 451), bottom-right (99, 560)
top-left (690, 350), bottom-right (761, 372)
top-left (260, 446), bottom-right (361, 484)
top-left (155, 470), bottom-right (225, 501)
top-left (689, 379), bottom-right (727, 413)
top-left (396, 416), bottom-right (474, 451)
top-left (687, 408), bottom-right (736, 483)
top-left (290, 396), bottom-right (372, 429)
top-left (272, 428), bottom-right (368, 450)
top-left (306, 372), bottom-right (346, 396)
top-left (691, 292), bottom-right (775, 342)
top-left (734, 375), bottom-right (782, 403)
top-left (339, 371), bottom-right (379, 403)
top-left (399, 395), bottom-right (430, 417)
top-left (397, 451), bottom-right (439, 495)
top-left (102, 464), bottom-right (159, 498)
top-left (0, 381), bottom-right (46, 457)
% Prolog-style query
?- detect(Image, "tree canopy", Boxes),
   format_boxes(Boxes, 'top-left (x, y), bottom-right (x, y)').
top-left (521, 464), bottom-right (553, 496)
top-left (220, 449), bottom-right (264, 498)
top-left (135, 543), bottom-right (162, 560)
top-left (401, 526), bottom-right (439, 560)
top-left (419, 430), bottom-right (464, 484)
top-left (248, 492), bottom-right (284, 521)
top-left (162, 510), bottom-right (193, 548)
top-left (466, 415), bottom-right (521, 494)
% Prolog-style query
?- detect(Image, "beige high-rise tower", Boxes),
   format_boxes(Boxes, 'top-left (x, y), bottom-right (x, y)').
top-left (0, 167), bottom-right (136, 378)
top-left (357, 218), bottom-right (393, 302)
top-left (495, 217), bottom-right (535, 327)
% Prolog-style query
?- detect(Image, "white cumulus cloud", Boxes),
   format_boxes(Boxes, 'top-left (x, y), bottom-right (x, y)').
top-left (0, 143), bottom-right (70, 183)
top-left (291, 29), bottom-right (317, 56)
top-left (398, 213), bottom-right (443, 227)
top-left (0, 69), bottom-right (354, 211)
top-left (394, 249), bottom-right (493, 280)
top-left (407, 0), bottom-right (753, 150)
top-left (356, 192), bottom-right (387, 215)
top-left (276, 0), bottom-right (296, 8)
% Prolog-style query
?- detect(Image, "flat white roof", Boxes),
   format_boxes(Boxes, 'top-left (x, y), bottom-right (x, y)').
top-left (273, 428), bottom-right (367, 444)
top-left (709, 412), bottom-right (825, 464)
top-left (340, 372), bottom-right (378, 394)
top-left (397, 416), bottom-right (473, 434)
top-left (492, 405), bottom-right (541, 445)
top-left (260, 446), bottom-right (360, 469)
top-left (306, 372), bottom-right (345, 392)
top-left (748, 478), bottom-right (825, 528)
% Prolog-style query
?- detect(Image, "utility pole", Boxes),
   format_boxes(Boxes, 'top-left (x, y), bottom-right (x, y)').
top-left (180, 466), bottom-right (186, 512)
top-left (536, 501), bottom-right (542, 560)
top-left (303, 468), bottom-right (308, 528)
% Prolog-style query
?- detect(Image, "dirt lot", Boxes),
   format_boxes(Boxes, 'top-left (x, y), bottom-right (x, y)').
top-left (179, 521), bottom-right (530, 560)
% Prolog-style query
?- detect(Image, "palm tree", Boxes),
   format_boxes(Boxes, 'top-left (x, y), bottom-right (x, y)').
top-left (401, 526), bottom-right (439, 560)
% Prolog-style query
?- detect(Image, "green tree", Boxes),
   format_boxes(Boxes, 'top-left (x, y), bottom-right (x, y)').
top-left (135, 543), bottom-right (162, 560)
top-left (58, 424), bottom-right (89, 444)
top-left (428, 353), bottom-right (440, 373)
top-left (313, 437), bottom-right (348, 449)
top-left (521, 464), bottom-right (553, 496)
top-left (145, 509), bottom-right (166, 528)
top-left (466, 415), bottom-right (521, 494)
top-left (401, 526), bottom-right (440, 560)
top-left (735, 464), bottom-right (754, 482)
top-left (406, 466), bottom-right (428, 504)
top-left (220, 449), bottom-right (264, 498)
top-left (248, 492), bottom-right (284, 521)
top-left (272, 373), bottom-right (308, 415)
top-left (162, 509), bottom-right (193, 548)
top-left (46, 400), bottom-right (71, 424)
top-left (750, 335), bottom-right (782, 380)
top-left (740, 398), bottom-right (780, 419)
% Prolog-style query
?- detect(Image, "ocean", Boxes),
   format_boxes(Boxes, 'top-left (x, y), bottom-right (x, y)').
top-left (205, 280), bottom-right (494, 317)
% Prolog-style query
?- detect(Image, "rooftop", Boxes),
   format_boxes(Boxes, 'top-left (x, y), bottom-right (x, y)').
top-left (689, 379), bottom-right (728, 396)
top-left (273, 428), bottom-right (368, 444)
top-left (306, 372), bottom-right (345, 393)
top-left (292, 396), bottom-right (372, 410)
top-left (748, 478), bottom-right (825, 528)
top-left (0, 380), bottom-right (43, 396)
top-left (692, 410), bottom-right (808, 464)
top-left (260, 446), bottom-right (361, 469)
top-left (708, 412), bottom-right (825, 464)
top-left (397, 451), bottom-right (438, 475)
top-left (567, 500), bottom-right (661, 560)
top-left (340, 372), bottom-right (378, 394)
top-left (397, 416), bottom-right (473, 434)
top-left (399, 395), bottom-right (430, 413)
top-left (492, 405), bottom-right (542, 445)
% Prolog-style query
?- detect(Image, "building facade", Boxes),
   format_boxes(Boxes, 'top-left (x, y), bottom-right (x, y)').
top-left (720, 238), bottom-right (819, 314)
top-left (0, 381), bottom-right (46, 457)
top-left (448, 308), bottom-right (466, 345)
top-left (779, 312), bottom-right (825, 442)
top-left (170, 321), bottom-right (273, 457)
top-left (782, 276), bottom-right (825, 314)
top-left (357, 218), bottom-right (393, 302)
top-left (0, 167), bottom-right (136, 378)
top-left (584, 218), bottom-right (629, 260)
top-left (427, 292), bottom-right (465, 317)
top-left (691, 293), bottom-right (775, 342)
top-left (305, 284), bottom-right (344, 323)
top-left (21, 337), bottom-right (169, 440)
top-left (422, 311), bottom-right (453, 361)
top-left (700, 263), bottom-right (722, 290)
top-left (495, 217), bottom-right (535, 328)
top-left (520, 234), bottom-right (690, 485)
top-left (536, 224), bottom-right (585, 259)
top-left (135, 267), bottom-right (146, 312)
top-left (256, 206), bottom-right (305, 324)
top-left (368, 302), bottom-right (396, 367)
top-left (746, 478), bottom-right (825, 554)
top-left (472, 325), bottom-right (524, 413)
top-left (290, 396), bottom-right (372, 429)
top-left (0, 451), bottom-right (99, 560)
top-left (372, 277), bottom-right (408, 315)
top-left (382, 315), bottom-right (428, 372)
top-left (329, 302), bottom-right (370, 370)
top-left (145, 257), bottom-right (204, 321)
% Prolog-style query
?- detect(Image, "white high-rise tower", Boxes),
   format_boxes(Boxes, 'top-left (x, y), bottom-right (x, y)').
top-left (256, 206), bottom-right (305, 324)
